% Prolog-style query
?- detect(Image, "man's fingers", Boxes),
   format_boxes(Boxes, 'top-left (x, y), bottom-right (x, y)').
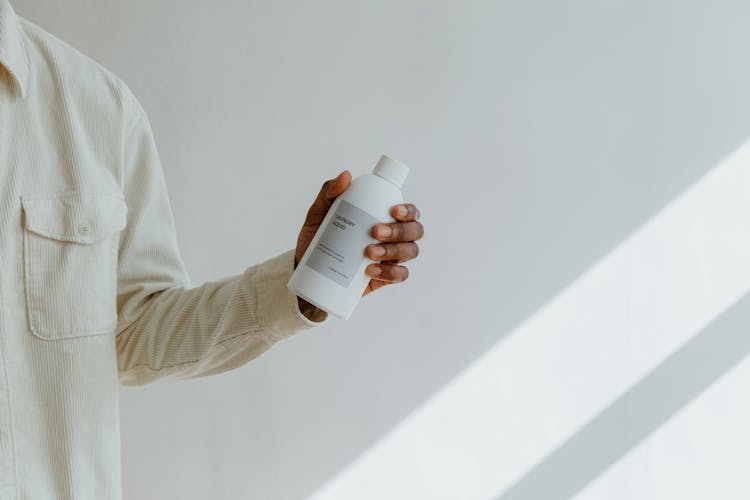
top-left (365, 263), bottom-right (409, 282)
top-left (391, 203), bottom-right (420, 221)
top-left (372, 220), bottom-right (424, 242)
top-left (362, 278), bottom-right (393, 296)
top-left (366, 241), bottom-right (419, 263)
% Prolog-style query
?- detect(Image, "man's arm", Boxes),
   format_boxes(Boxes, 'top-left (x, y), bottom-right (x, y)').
top-left (114, 92), bottom-right (328, 387)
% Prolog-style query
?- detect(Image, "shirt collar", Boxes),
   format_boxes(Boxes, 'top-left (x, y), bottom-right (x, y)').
top-left (0, 0), bottom-right (29, 98)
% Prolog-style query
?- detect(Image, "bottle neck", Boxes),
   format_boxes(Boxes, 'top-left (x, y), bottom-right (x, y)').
top-left (373, 171), bottom-right (402, 189)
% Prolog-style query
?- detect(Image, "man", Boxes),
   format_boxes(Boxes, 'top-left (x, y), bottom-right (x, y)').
top-left (0, 1), bottom-right (424, 498)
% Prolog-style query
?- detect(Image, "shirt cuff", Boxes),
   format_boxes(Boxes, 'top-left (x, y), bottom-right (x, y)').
top-left (254, 248), bottom-right (331, 342)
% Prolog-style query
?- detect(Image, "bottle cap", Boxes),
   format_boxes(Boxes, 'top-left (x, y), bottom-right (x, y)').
top-left (373, 154), bottom-right (409, 188)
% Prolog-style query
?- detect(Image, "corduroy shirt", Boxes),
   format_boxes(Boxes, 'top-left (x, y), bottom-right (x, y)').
top-left (0, 1), bottom-right (329, 498)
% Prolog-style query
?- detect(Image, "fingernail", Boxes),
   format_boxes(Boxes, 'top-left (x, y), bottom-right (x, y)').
top-left (397, 205), bottom-right (408, 217)
top-left (370, 265), bottom-right (382, 276)
top-left (377, 226), bottom-right (392, 238)
top-left (371, 246), bottom-right (386, 258)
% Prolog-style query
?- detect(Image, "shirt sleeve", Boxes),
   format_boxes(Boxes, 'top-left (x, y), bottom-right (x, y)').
top-left (114, 93), bottom-right (329, 387)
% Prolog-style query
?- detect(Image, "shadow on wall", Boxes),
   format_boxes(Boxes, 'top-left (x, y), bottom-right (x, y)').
top-left (310, 137), bottom-right (750, 499)
top-left (496, 291), bottom-right (750, 500)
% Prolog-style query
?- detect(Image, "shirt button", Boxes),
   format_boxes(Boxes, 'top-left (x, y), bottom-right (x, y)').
top-left (78, 224), bottom-right (90, 235)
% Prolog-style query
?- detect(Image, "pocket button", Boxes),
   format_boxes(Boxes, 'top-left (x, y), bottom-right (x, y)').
top-left (78, 223), bottom-right (90, 235)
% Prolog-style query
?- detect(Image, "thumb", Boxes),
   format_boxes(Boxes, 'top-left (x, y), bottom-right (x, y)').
top-left (304, 170), bottom-right (352, 226)
top-left (323, 170), bottom-right (351, 200)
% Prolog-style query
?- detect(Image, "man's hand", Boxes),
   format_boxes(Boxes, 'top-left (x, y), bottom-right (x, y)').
top-left (294, 169), bottom-right (424, 309)
top-left (362, 200), bottom-right (423, 297)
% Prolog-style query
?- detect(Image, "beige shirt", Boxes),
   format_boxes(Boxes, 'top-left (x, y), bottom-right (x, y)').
top-left (0, 1), bottom-right (329, 498)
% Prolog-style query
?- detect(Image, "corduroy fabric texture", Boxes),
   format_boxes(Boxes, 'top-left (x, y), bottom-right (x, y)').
top-left (0, 1), bottom-right (329, 498)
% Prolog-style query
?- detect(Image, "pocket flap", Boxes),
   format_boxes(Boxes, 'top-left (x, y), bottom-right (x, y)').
top-left (21, 192), bottom-right (128, 244)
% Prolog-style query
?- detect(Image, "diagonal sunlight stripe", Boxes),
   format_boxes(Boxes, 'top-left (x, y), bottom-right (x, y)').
top-left (310, 140), bottom-right (750, 500)
top-left (497, 290), bottom-right (750, 500)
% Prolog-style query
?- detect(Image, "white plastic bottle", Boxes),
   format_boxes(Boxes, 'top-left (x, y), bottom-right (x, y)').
top-left (288, 154), bottom-right (410, 319)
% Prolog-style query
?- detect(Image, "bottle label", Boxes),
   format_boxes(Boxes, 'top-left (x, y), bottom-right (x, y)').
top-left (306, 200), bottom-right (380, 287)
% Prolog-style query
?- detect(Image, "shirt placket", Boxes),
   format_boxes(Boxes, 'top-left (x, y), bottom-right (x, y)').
top-left (0, 278), bottom-right (17, 499)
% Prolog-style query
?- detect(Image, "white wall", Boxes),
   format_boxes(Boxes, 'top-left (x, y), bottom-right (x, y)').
top-left (13, 1), bottom-right (750, 499)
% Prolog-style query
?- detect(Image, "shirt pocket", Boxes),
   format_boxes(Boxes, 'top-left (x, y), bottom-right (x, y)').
top-left (20, 192), bottom-right (128, 340)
